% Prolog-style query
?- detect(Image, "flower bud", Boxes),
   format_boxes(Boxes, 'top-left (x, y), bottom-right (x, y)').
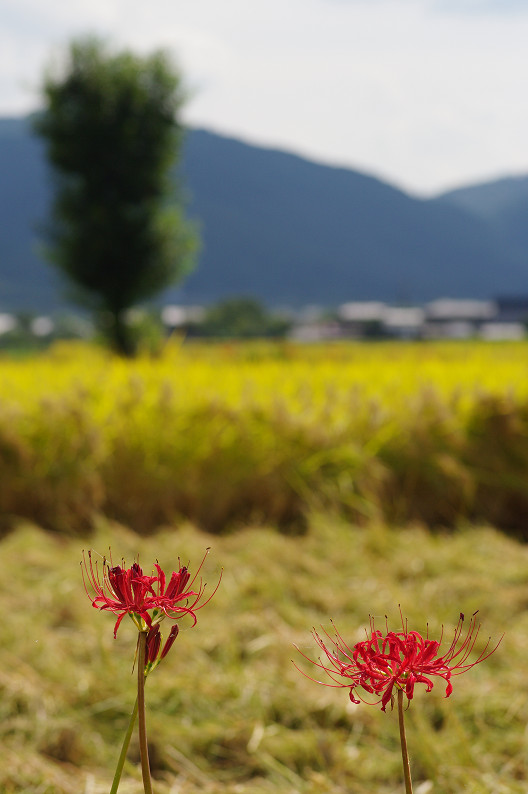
top-left (161, 624), bottom-right (180, 659)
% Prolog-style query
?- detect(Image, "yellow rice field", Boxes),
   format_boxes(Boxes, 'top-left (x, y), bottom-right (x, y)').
top-left (2, 338), bottom-right (528, 413)
top-left (1, 339), bottom-right (528, 536)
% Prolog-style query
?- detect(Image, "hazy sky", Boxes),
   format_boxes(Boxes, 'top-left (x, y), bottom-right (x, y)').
top-left (2, 0), bottom-right (528, 195)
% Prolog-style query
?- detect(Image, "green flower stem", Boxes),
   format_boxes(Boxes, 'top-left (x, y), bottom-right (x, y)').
top-left (137, 631), bottom-right (153, 794)
top-left (397, 689), bottom-right (413, 794)
top-left (110, 697), bottom-right (138, 794)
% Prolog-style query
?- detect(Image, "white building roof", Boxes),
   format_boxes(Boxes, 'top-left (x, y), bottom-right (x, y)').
top-left (480, 322), bottom-right (526, 341)
top-left (162, 305), bottom-right (206, 326)
top-left (0, 313), bottom-right (16, 335)
top-left (338, 302), bottom-right (387, 322)
top-left (425, 299), bottom-right (496, 320)
top-left (383, 307), bottom-right (425, 328)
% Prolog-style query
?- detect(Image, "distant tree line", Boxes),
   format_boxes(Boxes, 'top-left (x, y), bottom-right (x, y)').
top-left (0, 297), bottom-right (292, 354)
top-left (195, 297), bottom-right (291, 339)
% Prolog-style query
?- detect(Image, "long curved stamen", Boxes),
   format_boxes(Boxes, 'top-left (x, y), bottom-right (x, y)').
top-left (295, 612), bottom-right (501, 709)
top-left (81, 549), bottom-right (221, 638)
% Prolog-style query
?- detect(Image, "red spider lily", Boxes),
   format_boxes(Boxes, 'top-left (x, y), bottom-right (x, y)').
top-left (144, 624), bottom-right (180, 673)
top-left (295, 627), bottom-right (364, 703)
top-left (82, 548), bottom-right (220, 638)
top-left (296, 611), bottom-right (500, 711)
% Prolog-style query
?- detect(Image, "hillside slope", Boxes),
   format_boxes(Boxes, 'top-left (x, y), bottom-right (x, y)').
top-left (438, 176), bottom-right (528, 279)
top-left (0, 117), bottom-right (524, 311)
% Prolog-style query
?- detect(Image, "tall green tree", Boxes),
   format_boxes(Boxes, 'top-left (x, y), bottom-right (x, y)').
top-left (34, 37), bottom-right (197, 355)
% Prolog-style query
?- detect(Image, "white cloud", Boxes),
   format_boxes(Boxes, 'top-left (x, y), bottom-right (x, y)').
top-left (2, 0), bottom-right (528, 193)
top-left (433, 0), bottom-right (528, 14)
top-left (329, 0), bottom-right (528, 11)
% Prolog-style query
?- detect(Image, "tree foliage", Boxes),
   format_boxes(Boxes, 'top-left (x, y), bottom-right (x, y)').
top-left (34, 37), bottom-right (197, 355)
top-left (200, 297), bottom-right (291, 338)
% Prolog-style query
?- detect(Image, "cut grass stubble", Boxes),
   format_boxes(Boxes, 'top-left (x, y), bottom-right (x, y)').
top-left (0, 517), bottom-right (520, 793)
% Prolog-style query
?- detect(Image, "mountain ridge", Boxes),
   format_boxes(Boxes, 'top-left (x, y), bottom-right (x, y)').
top-left (0, 116), bottom-right (526, 312)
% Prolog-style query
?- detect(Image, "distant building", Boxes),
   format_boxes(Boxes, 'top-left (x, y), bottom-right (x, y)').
top-left (289, 321), bottom-right (343, 342)
top-left (383, 307), bottom-right (425, 339)
top-left (159, 298), bottom-right (528, 343)
top-left (337, 302), bottom-right (424, 339)
top-left (31, 316), bottom-right (54, 337)
top-left (479, 322), bottom-right (526, 341)
top-left (337, 302), bottom-right (387, 338)
top-left (338, 302), bottom-right (387, 323)
top-left (423, 299), bottom-right (497, 339)
top-left (0, 314), bottom-right (17, 335)
top-left (495, 296), bottom-right (528, 325)
top-left (161, 305), bottom-right (206, 330)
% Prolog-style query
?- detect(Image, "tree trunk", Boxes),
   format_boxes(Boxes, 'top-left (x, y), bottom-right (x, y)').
top-left (108, 309), bottom-right (136, 357)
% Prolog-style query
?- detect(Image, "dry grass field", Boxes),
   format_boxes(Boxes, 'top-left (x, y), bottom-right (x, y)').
top-left (0, 517), bottom-right (523, 793)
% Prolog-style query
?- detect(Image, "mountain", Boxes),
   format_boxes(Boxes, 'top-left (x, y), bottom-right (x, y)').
top-left (0, 118), bottom-right (62, 310)
top-left (437, 177), bottom-right (528, 280)
top-left (437, 176), bottom-right (528, 220)
top-left (0, 116), bottom-right (526, 312)
top-left (176, 131), bottom-right (518, 306)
